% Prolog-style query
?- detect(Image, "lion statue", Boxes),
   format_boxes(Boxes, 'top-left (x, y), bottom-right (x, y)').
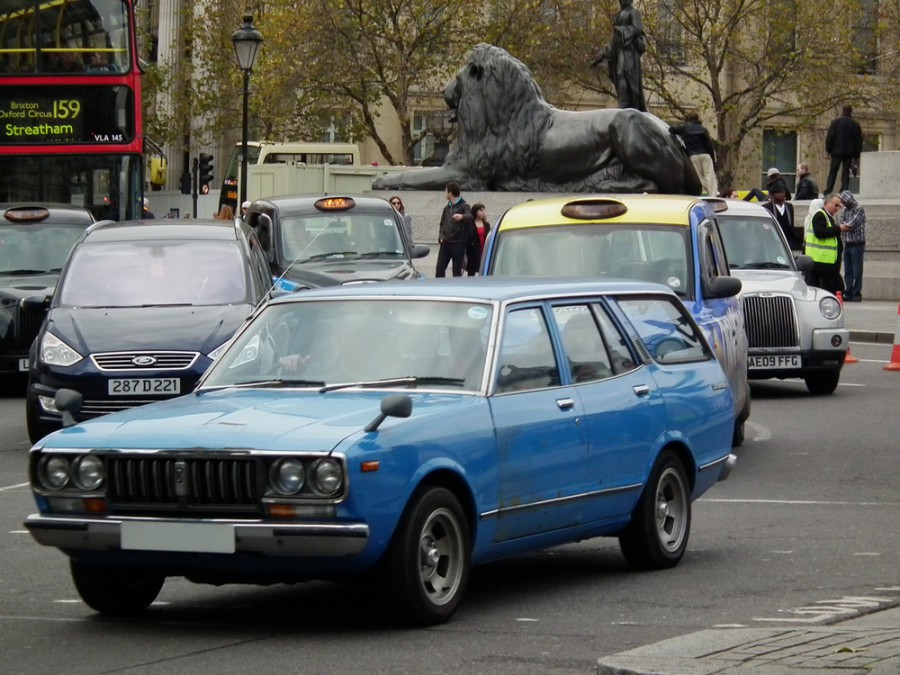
top-left (372, 43), bottom-right (701, 195)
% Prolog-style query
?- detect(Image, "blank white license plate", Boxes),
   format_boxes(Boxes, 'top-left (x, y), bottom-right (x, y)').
top-left (108, 378), bottom-right (180, 396)
top-left (121, 521), bottom-right (235, 553)
top-left (748, 354), bottom-right (801, 369)
top-left (19, 358), bottom-right (29, 372)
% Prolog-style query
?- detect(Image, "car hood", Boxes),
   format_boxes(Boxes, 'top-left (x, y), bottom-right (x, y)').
top-left (40, 389), bottom-right (478, 452)
top-left (279, 259), bottom-right (420, 289)
top-left (731, 269), bottom-right (813, 299)
top-left (0, 272), bottom-right (58, 299)
top-left (46, 305), bottom-right (252, 355)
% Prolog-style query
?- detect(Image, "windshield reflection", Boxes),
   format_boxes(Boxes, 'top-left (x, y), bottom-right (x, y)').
top-left (203, 298), bottom-right (494, 392)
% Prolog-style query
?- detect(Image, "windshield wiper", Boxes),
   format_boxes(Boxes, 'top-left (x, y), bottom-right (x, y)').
top-left (139, 303), bottom-right (195, 307)
top-left (0, 268), bottom-right (47, 275)
top-left (319, 376), bottom-right (466, 393)
top-left (205, 378), bottom-right (326, 391)
top-left (357, 251), bottom-right (403, 259)
top-left (299, 251), bottom-right (359, 262)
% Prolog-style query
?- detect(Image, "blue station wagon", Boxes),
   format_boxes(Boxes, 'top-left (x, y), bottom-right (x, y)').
top-left (25, 278), bottom-right (736, 625)
top-left (481, 195), bottom-right (750, 446)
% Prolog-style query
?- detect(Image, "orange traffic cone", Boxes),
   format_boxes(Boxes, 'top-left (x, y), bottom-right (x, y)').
top-left (884, 303), bottom-right (900, 372)
top-left (837, 292), bottom-right (859, 364)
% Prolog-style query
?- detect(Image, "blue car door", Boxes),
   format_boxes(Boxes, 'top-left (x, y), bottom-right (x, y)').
top-left (550, 302), bottom-right (666, 523)
top-left (488, 305), bottom-right (589, 542)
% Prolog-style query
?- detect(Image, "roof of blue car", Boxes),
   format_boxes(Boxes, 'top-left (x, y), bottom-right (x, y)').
top-left (270, 277), bottom-right (674, 304)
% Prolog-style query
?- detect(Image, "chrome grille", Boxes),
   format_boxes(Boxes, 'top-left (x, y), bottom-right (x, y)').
top-left (16, 305), bottom-right (44, 349)
top-left (107, 456), bottom-right (261, 508)
top-left (742, 295), bottom-right (799, 348)
top-left (92, 351), bottom-right (199, 371)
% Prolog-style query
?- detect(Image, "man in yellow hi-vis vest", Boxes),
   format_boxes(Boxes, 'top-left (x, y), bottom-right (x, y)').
top-left (804, 193), bottom-right (847, 294)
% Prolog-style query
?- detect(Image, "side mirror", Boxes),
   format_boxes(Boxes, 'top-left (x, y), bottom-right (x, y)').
top-left (794, 254), bottom-right (814, 272)
top-left (54, 388), bottom-right (83, 428)
top-left (411, 244), bottom-right (430, 259)
top-left (704, 275), bottom-right (742, 299)
top-left (20, 294), bottom-right (52, 313)
top-left (257, 213), bottom-right (275, 262)
top-left (364, 394), bottom-right (413, 432)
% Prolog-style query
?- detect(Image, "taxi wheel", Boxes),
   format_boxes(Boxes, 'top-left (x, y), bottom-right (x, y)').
top-left (70, 560), bottom-right (164, 615)
top-left (805, 370), bottom-right (840, 395)
top-left (381, 487), bottom-right (470, 626)
top-left (619, 450), bottom-right (691, 570)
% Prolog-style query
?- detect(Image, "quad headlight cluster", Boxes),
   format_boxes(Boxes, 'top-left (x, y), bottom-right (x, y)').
top-left (36, 453), bottom-right (105, 491)
top-left (268, 457), bottom-right (344, 498)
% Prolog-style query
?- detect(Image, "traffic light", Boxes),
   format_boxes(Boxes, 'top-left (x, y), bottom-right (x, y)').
top-left (198, 153), bottom-right (214, 187)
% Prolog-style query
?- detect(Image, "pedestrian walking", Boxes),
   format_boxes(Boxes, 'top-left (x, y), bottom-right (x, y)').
top-left (763, 186), bottom-right (800, 251)
top-left (214, 204), bottom-right (234, 220)
top-left (838, 190), bottom-right (866, 301)
top-left (668, 111), bottom-right (718, 197)
top-left (241, 201), bottom-right (250, 221)
top-left (824, 105), bottom-right (863, 195)
top-left (804, 193), bottom-right (845, 295)
top-left (389, 195), bottom-right (414, 244)
top-left (465, 203), bottom-right (491, 276)
top-left (794, 163), bottom-right (819, 200)
top-left (435, 182), bottom-right (473, 278)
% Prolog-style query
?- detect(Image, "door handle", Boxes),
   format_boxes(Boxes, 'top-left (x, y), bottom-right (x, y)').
top-left (556, 397), bottom-right (575, 410)
top-left (633, 385), bottom-right (650, 397)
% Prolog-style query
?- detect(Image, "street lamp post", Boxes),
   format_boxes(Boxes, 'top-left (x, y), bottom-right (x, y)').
top-left (232, 14), bottom-right (263, 208)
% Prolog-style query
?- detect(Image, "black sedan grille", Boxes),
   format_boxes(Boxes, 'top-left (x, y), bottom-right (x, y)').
top-left (92, 351), bottom-right (198, 371)
top-left (106, 456), bottom-right (261, 514)
top-left (742, 295), bottom-right (799, 348)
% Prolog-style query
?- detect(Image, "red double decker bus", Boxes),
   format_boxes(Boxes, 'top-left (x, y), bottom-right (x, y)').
top-left (0, 0), bottom-right (142, 220)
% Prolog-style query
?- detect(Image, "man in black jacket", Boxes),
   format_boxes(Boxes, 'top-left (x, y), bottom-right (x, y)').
top-left (669, 112), bottom-right (717, 196)
top-left (794, 163), bottom-right (819, 200)
top-left (435, 182), bottom-right (474, 277)
top-left (824, 105), bottom-right (863, 195)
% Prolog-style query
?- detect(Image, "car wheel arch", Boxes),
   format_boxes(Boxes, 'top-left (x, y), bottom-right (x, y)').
top-left (400, 468), bottom-right (478, 551)
top-left (649, 440), bottom-right (697, 493)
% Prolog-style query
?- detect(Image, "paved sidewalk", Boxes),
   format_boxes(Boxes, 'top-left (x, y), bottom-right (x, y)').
top-left (597, 605), bottom-right (900, 674)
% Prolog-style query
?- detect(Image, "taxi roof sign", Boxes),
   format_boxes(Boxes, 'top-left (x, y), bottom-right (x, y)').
top-left (560, 199), bottom-right (628, 220)
top-left (3, 207), bottom-right (50, 223)
top-left (315, 197), bottom-right (356, 211)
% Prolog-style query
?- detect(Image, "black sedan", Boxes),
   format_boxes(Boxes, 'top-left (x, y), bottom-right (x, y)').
top-left (24, 218), bottom-right (274, 442)
top-left (245, 195), bottom-right (429, 290)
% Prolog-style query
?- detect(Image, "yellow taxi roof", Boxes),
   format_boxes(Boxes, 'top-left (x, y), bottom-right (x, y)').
top-left (498, 194), bottom-right (704, 231)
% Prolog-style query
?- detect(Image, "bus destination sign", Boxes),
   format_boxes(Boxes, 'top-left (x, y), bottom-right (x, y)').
top-left (0, 96), bottom-right (84, 143)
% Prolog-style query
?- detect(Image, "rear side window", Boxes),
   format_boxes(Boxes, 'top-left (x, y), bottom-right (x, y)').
top-left (496, 307), bottom-right (559, 393)
top-left (616, 296), bottom-right (711, 364)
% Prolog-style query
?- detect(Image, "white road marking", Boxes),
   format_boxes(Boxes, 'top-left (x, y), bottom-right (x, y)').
top-left (0, 482), bottom-right (28, 492)
top-left (754, 595), bottom-right (896, 624)
top-left (702, 497), bottom-right (900, 506)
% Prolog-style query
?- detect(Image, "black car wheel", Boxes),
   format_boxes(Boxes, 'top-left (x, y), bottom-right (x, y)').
top-left (381, 486), bottom-right (470, 626)
top-left (70, 560), bottom-right (164, 615)
top-left (805, 370), bottom-right (840, 395)
top-left (619, 450), bottom-right (691, 570)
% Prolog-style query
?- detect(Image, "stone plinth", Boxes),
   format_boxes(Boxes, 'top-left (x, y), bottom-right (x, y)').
top-left (860, 151), bottom-right (900, 199)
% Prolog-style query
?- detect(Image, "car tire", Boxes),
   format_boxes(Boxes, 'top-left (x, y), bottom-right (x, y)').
top-left (70, 560), bottom-right (164, 615)
top-left (619, 450), bottom-right (691, 570)
top-left (25, 394), bottom-right (56, 445)
top-left (732, 419), bottom-right (745, 447)
top-left (805, 370), bottom-right (840, 395)
top-left (380, 486), bottom-right (470, 626)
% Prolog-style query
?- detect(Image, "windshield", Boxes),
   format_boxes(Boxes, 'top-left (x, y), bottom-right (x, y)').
top-left (279, 211), bottom-right (404, 261)
top-left (0, 223), bottom-right (86, 274)
top-left (717, 215), bottom-right (795, 270)
top-left (491, 224), bottom-right (691, 296)
top-left (203, 298), bottom-right (494, 391)
top-left (59, 240), bottom-right (248, 307)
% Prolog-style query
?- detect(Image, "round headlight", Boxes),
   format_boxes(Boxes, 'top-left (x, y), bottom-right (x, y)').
top-left (820, 296), bottom-right (841, 320)
top-left (39, 455), bottom-right (70, 490)
top-left (72, 455), bottom-right (105, 491)
top-left (311, 458), bottom-right (344, 496)
top-left (271, 458), bottom-right (305, 495)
